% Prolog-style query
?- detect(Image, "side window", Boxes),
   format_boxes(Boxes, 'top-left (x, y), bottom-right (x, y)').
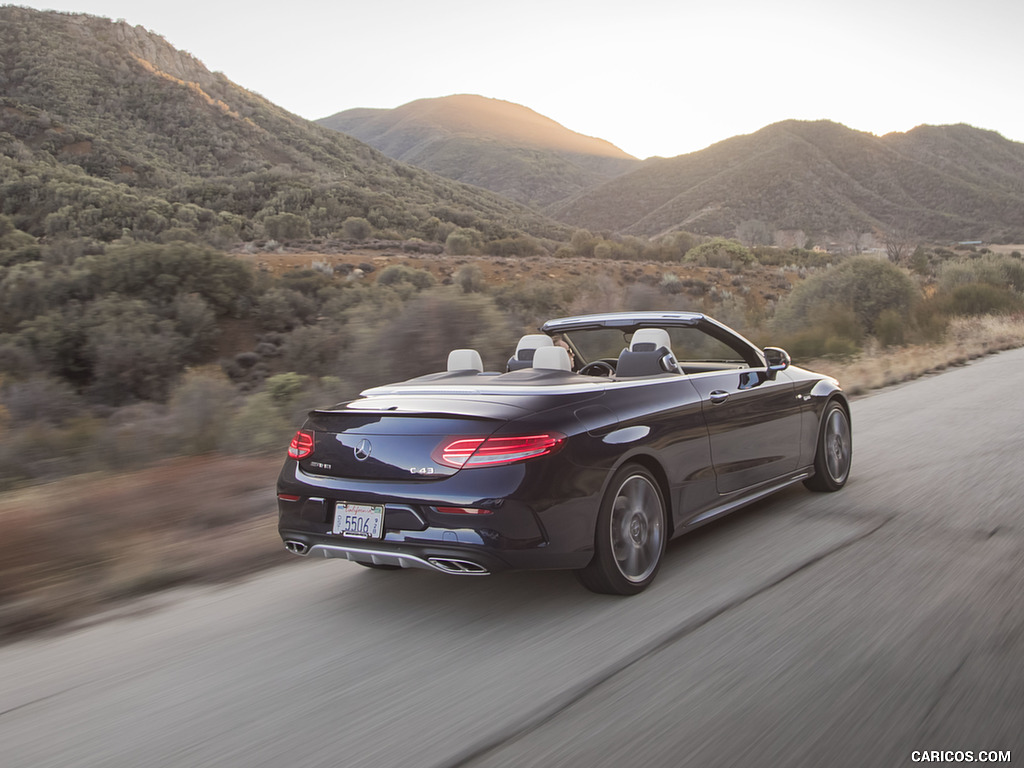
top-left (667, 328), bottom-right (747, 364)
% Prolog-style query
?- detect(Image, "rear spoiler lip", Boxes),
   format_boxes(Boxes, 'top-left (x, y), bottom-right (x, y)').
top-left (309, 408), bottom-right (498, 420)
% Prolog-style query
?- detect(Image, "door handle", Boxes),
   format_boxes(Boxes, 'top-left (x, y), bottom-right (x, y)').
top-left (709, 390), bottom-right (730, 404)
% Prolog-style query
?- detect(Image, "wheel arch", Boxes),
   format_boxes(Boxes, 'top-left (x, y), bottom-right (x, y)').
top-left (605, 451), bottom-right (675, 539)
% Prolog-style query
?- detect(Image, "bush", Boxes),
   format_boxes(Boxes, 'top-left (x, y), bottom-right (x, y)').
top-left (376, 265), bottom-right (435, 290)
top-left (279, 324), bottom-right (348, 377)
top-left (684, 238), bottom-right (755, 269)
top-left (939, 283), bottom-right (1022, 316)
top-left (225, 392), bottom-right (292, 454)
top-left (341, 217), bottom-right (372, 241)
top-left (167, 371), bottom-right (238, 454)
top-left (351, 290), bottom-right (512, 385)
top-left (83, 296), bottom-right (186, 404)
top-left (255, 287), bottom-right (317, 332)
top-left (445, 228), bottom-right (479, 256)
top-left (454, 264), bottom-right (485, 293)
top-left (263, 213), bottom-right (311, 241)
top-left (773, 257), bottom-right (917, 338)
top-left (875, 308), bottom-right (906, 347)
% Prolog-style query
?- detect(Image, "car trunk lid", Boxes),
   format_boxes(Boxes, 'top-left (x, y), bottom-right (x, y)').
top-left (298, 398), bottom-right (523, 481)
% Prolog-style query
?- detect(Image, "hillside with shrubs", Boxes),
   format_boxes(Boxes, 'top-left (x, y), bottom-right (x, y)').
top-left (551, 120), bottom-right (1024, 243)
top-left (0, 7), bottom-right (567, 252)
top-left (318, 94), bottom-right (641, 208)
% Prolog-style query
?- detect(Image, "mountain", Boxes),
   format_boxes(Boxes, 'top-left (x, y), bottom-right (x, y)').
top-left (0, 8), bottom-right (566, 246)
top-left (549, 120), bottom-right (1024, 243)
top-left (318, 95), bottom-right (640, 209)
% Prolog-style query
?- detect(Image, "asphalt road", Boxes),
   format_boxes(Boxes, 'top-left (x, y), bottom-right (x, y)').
top-left (2, 349), bottom-right (1022, 768)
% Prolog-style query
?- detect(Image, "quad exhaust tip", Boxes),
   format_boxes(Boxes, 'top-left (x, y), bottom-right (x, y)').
top-left (427, 557), bottom-right (489, 574)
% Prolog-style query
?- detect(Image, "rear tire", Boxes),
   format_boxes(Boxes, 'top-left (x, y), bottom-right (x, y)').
top-left (576, 464), bottom-right (666, 595)
top-left (804, 401), bottom-right (852, 492)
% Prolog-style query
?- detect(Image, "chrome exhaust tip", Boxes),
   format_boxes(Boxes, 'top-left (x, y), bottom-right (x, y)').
top-left (284, 541), bottom-right (309, 555)
top-left (427, 557), bottom-right (489, 574)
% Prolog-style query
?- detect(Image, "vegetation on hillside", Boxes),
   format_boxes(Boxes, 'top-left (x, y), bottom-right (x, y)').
top-left (0, 8), bottom-right (568, 250)
top-left (319, 95), bottom-right (640, 209)
top-left (551, 120), bottom-right (1024, 244)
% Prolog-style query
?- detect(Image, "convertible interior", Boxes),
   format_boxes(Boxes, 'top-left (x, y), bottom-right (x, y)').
top-left (439, 326), bottom-right (752, 383)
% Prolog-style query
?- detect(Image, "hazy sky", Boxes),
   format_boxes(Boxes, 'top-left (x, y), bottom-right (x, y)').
top-left (14, 0), bottom-right (1023, 159)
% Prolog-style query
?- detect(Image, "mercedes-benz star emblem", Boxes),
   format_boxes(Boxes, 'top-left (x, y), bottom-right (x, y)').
top-left (354, 439), bottom-right (372, 461)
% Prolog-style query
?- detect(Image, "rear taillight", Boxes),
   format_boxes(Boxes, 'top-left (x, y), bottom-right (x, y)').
top-left (432, 433), bottom-right (566, 469)
top-left (435, 506), bottom-right (492, 515)
top-left (288, 430), bottom-right (314, 460)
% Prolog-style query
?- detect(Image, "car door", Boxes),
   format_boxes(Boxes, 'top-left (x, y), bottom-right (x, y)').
top-left (687, 368), bottom-right (803, 495)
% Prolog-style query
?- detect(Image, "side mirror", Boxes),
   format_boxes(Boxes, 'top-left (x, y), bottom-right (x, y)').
top-left (764, 347), bottom-right (791, 378)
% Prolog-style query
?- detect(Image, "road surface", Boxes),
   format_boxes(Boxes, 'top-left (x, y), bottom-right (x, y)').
top-left (2, 349), bottom-right (1021, 767)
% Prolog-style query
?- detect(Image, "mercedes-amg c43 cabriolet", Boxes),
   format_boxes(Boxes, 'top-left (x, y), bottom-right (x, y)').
top-left (277, 311), bottom-right (851, 594)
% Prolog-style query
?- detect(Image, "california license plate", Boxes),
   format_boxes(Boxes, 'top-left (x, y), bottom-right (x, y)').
top-left (333, 502), bottom-right (384, 539)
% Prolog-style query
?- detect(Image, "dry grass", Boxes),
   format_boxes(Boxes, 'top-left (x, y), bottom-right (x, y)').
top-left (0, 454), bottom-right (289, 640)
top-left (801, 315), bottom-right (1024, 395)
top-left (1, 315), bottom-right (1022, 643)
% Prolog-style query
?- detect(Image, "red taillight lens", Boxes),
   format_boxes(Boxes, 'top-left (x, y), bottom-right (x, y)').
top-left (435, 506), bottom-right (492, 515)
top-left (288, 430), bottom-right (314, 460)
top-left (432, 433), bottom-right (565, 469)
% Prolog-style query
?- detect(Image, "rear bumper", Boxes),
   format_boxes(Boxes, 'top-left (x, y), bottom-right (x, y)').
top-left (277, 458), bottom-right (600, 574)
top-left (281, 537), bottom-right (500, 575)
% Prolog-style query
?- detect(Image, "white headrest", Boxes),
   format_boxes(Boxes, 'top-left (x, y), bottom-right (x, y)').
top-left (532, 346), bottom-right (572, 371)
top-left (630, 328), bottom-right (672, 352)
top-left (515, 334), bottom-right (554, 355)
top-left (447, 349), bottom-right (483, 372)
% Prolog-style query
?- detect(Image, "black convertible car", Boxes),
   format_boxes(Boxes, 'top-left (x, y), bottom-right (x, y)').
top-left (277, 311), bottom-right (851, 594)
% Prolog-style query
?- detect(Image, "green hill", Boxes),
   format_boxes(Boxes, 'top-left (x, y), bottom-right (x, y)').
top-left (549, 120), bottom-right (1024, 243)
top-left (0, 8), bottom-right (566, 246)
top-left (318, 95), bottom-right (640, 209)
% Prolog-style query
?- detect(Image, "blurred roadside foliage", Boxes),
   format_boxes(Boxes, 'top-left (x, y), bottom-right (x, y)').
top-left (1, 227), bottom-right (1023, 489)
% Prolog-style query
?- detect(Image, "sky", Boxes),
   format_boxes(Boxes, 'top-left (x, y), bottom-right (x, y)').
top-left (13, 0), bottom-right (1024, 159)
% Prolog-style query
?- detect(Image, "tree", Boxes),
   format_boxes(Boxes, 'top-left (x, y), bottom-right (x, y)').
top-left (884, 224), bottom-right (914, 264)
top-left (736, 220), bottom-right (771, 248)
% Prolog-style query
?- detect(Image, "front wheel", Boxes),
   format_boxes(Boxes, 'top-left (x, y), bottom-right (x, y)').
top-left (576, 464), bottom-right (666, 595)
top-left (804, 401), bottom-right (852, 492)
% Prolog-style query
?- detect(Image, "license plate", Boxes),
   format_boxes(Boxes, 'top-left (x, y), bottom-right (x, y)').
top-left (333, 502), bottom-right (384, 539)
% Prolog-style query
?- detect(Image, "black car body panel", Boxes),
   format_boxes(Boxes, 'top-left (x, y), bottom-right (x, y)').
top-left (277, 311), bottom-right (850, 590)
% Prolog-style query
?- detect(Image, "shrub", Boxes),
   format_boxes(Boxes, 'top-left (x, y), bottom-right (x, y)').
top-left (263, 213), bottom-right (311, 241)
top-left (940, 283), bottom-right (1022, 316)
top-left (445, 228), bottom-right (479, 256)
top-left (684, 238), bottom-right (755, 269)
top-left (341, 217), bottom-right (372, 241)
top-left (225, 392), bottom-right (292, 454)
top-left (255, 287), bottom-right (317, 332)
top-left (167, 371), bottom-right (238, 454)
top-left (773, 257), bottom-right (917, 338)
top-left (353, 290), bottom-right (512, 385)
top-left (280, 324), bottom-right (348, 377)
top-left (376, 265), bottom-right (435, 290)
top-left (454, 264), bottom-right (485, 293)
top-left (875, 308), bottom-right (906, 347)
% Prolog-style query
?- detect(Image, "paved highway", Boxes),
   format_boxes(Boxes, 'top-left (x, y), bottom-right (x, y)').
top-left (2, 349), bottom-right (1022, 767)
